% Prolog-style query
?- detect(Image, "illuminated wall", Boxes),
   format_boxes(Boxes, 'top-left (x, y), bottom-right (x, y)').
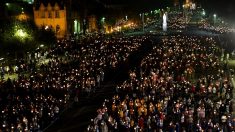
top-left (74, 19), bottom-right (81, 34)
top-left (186, 0), bottom-right (190, 4)
top-left (33, 3), bottom-right (67, 38)
top-left (17, 12), bottom-right (30, 21)
top-left (184, 0), bottom-right (192, 8)
top-left (33, 1), bottom-right (98, 38)
top-left (88, 15), bottom-right (98, 32)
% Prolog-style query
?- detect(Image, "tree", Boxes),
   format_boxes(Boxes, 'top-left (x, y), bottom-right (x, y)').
top-left (0, 18), bottom-right (56, 60)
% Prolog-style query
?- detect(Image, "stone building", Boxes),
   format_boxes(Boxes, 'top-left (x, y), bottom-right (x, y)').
top-left (33, 0), bottom-right (98, 38)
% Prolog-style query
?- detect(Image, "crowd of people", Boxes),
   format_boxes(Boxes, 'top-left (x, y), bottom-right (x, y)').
top-left (168, 12), bottom-right (188, 30)
top-left (87, 35), bottom-right (234, 131)
top-left (0, 34), bottom-right (148, 131)
top-left (199, 20), bottom-right (233, 34)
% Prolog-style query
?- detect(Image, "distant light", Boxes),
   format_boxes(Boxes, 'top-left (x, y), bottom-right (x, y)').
top-left (45, 26), bottom-right (49, 30)
top-left (6, 3), bottom-right (9, 6)
top-left (101, 17), bottom-right (105, 23)
top-left (40, 44), bottom-right (44, 48)
top-left (18, 30), bottom-right (26, 37)
top-left (15, 29), bottom-right (27, 38)
top-left (154, 9), bottom-right (160, 14)
top-left (213, 14), bottom-right (217, 18)
top-left (202, 10), bottom-right (205, 16)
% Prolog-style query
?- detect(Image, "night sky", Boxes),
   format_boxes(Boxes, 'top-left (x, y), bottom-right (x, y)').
top-left (1, 0), bottom-right (234, 22)
top-left (97, 0), bottom-right (174, 18)
top-left (200, 0), bottom-right (235, 20)
top-left (98, 0), bottom-right (235, 21)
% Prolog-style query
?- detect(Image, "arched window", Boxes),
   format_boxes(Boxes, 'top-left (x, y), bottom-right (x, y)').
top-left (41, 12), bottom-right (45, 18)
top-left (48, 11), bottom-right (52, 18)
top-left (55, 11), bottom-right (60, 18)
top-left (56, 25), bottom-right (60, 32)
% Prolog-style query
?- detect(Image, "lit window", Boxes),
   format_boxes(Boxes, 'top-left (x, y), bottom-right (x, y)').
top-left (56, 25), bottom-right (60, 32)
top-left (55, 11), bottom-right (60, 18)
top-left (48, 12), bottom-right (52, 18)
top-left (41, 12), bottom-right (45, 18)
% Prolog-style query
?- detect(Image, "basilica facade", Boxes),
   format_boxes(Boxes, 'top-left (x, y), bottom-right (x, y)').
top-left (33, 0), bottom-right (98, 38)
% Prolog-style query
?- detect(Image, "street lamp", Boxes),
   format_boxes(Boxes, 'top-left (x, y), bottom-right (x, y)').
top-left (213, 14), bottom-right (217, 25)
top-left (213, 14), bottom-right (217, 18)
top-left (101, 17), bottom-right (105, 27)
top-left (21, 7), bottom-right (24, 13)
top-left (166, 7), bottom-right (170, 12)
top-left (202, 10), bottom-right (205, 16)
top-left (74, 19), bottom-right (78, 34)
top-left (40, 44), bottom-right (44, 48)
top-left (101, 17), bottom-right (106, 33)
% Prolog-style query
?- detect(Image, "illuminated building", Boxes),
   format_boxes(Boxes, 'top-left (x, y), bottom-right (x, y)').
top-left (88, 15), bottom-right (98, 32)
top-left (183, 0), bottom-right (196, 9)
top-left (33, 1), bottom-right (67, 38)
top-left (33, 0), bottom-right (98, 38)
top-left (17, 12), bottom-right (30, 21)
